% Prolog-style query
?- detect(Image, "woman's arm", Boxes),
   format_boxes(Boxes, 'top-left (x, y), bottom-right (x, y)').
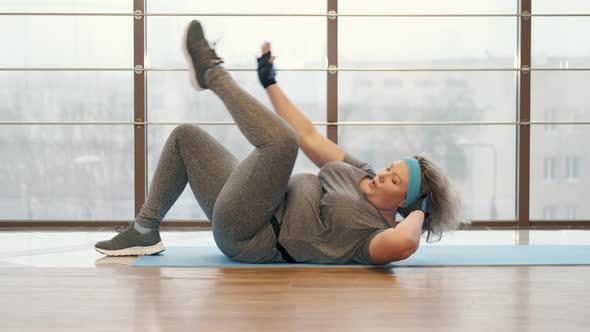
top-left (259, 42), bottom-right (345, 168)
top-left (265, 84), bottom-right (317, 140)
top-left (394, 210), bottom-right (425, 248)
top-left (265, 84), bottom-right (345, 168)
top-left (369, 211), bottom-right (424, 264)
top-left (368, 227), bottom-right (418, 264)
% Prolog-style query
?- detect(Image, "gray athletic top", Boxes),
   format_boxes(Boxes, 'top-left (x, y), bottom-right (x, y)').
top-left (273, 152), bottom-right (391, 264)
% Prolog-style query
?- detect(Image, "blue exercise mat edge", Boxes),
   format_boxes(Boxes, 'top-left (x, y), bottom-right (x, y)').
top-left (133, 245), bottom-right (590, 267)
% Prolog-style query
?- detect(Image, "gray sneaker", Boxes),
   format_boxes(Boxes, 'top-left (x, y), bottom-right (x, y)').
top-left (94, 221), bottom-right (165, 256)
top-left (182, 19), bottom-right (224, 90)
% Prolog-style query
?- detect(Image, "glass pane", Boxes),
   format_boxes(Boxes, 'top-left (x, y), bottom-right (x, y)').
top-left (147, 71), bottom-right (325, 122)
top-left (0, 16), bottom-right (132, 68)
top-left (533, 0), bottom-right (590, 14)
top-left (0, 0), bottom-right (131, 12)
top-left (147, 125), bottom-right (321, 221)
top-left (339, 125), bottom-right (517, 221)
top-left (340, 0), bottom-right (516, 14)
top-left (146, 16), bottom-right (326, 69)
top-left (340, 18), bottom-right (516, 69)
top-left (147, 0), bottom-right (322, 14)
top-left (0, 72), bottom-right (133, 122)
top-left (532, 18), bottom-right (590, 68)
top-left (530, 125), bottom-right (589, 220)
top-left (339, 72), bottom-right (517, 122)
top-left (531, 72), bottom-right (590, 121)
top-left (0, 126), bottom-right (134, 220)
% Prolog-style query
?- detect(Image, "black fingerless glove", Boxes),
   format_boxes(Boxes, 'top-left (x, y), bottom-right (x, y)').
top-left (256, 51), bottom-right (277, 88)
top-left (397, 194), bottom-right (431, 220)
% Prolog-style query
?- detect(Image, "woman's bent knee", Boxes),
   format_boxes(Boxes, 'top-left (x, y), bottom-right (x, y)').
top-left (269, 127), bottom-right (300, 154)
top-left (172, 123), bottom-right (199, 136)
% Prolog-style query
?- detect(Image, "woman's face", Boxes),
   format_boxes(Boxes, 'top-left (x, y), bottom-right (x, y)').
top-left (361, 160), bottom-right (410, 211)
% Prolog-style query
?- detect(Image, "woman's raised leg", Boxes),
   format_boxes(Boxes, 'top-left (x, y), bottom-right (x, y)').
top-left (184, 20), bottom-right (299, 261)
top-left (205, 67), bottom-right (299, 261)
top-left (95, 20), bottom-right (298, 261)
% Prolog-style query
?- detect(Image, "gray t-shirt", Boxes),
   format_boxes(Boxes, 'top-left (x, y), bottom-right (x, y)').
top-left (273, 152), bottom-right (390, 264)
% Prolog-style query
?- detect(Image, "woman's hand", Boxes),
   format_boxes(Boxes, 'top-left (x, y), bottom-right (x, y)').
top-left (256, 41), bottom-right (277, 88)
top-left (398, 194), bottom-right (431, 220)
top-left (398, 194), bottom-right (432, 232)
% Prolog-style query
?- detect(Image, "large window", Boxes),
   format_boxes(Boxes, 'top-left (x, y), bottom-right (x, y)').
top-left (1, 1), bottom-right (588, 224)
top-left (0, 1), bottom-right (134, 221)
top-left (530, 0), bottom-right (590, 220)
top-left (338, 1), bottom-right (517, 221)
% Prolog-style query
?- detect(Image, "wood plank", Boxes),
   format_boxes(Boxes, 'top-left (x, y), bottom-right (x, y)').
top-left (0, 266), bottom-right (588, 331)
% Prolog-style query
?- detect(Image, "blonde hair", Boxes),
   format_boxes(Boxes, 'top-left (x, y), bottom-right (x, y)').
top-left (414, 153), bottom-right (470, 243)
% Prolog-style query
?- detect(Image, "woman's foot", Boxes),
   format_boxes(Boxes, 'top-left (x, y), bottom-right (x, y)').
top-left (182, 20), bottom-right (224, 91)
top-left (94, 221), bottom-right (165, 256)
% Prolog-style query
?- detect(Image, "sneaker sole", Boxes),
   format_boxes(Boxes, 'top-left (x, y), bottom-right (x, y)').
top-left (182, 23), bottom-right (206, 91)
top-left (94, 241), bottom-right (166, 256)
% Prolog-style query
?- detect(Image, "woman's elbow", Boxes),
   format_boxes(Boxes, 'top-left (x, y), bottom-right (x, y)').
top-left (403, 245), bottom-right (419, 260)
top-left (394, 241), bottom-right (419, 262)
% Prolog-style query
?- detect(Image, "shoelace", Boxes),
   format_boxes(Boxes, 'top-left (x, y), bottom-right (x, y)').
top-left (206, 39), bottom-right (225, 64)
top-left (208, 48), bottom-right (224, 64)
top-left (189, 37), bottom-right (224, 65)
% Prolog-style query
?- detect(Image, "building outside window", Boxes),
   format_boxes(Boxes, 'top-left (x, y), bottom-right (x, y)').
top-left (566, 206), bottom-right (577, 220)
top-left (565, 156), bottom-right (580, 180)
top-left (544, 108), bottom-right (558, 133)
top-left (543, 206), bottom-right (558, 220)
top-left (543, 157), bottom-right (560, 181)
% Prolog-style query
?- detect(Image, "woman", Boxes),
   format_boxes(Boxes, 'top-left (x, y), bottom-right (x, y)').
top-left (95, 20), bottom-right (467, 265)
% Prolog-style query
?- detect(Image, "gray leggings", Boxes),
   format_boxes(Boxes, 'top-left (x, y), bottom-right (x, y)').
top-left (135, 67), bottom-right (299, 263)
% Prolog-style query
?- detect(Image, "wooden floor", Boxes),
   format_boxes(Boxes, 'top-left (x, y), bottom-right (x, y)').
top-left (1, 265), bottom-right (588, 331)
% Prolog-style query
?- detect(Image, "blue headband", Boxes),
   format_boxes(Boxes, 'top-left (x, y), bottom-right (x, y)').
top-left (402, 157), bottom-right (422, 208)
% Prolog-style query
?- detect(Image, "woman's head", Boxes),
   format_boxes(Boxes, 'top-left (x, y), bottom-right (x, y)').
top-left (414, 153), bottom-right (471, 242)
top-left (361, 154), bottom-right (469, 241)
top-left (361, 160), bottom-right (410, 211)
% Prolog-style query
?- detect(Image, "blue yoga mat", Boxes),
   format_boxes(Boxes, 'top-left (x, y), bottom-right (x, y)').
top-left (133, 245), bottom-right (590, 267)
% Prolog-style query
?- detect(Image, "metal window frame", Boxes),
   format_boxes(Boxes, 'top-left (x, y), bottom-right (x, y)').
top-left (134, 0), bottom-right (146, 219)
top-left (1, 12), bottom-right (589, 17)
top-left (518, 0), bottom-right (531, 230)
top-left (1, 0), bottom-right (590, 229)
